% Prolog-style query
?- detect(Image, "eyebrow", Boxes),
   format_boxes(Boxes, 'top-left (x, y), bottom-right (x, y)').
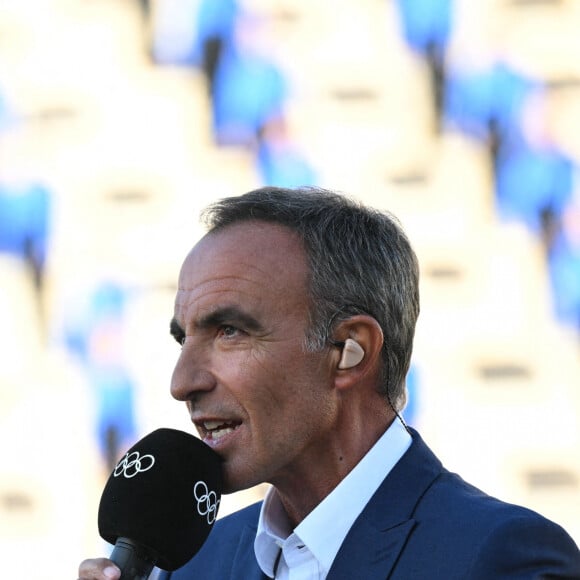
top-left (199, 306), bottom-right (264, 332)
top-left (169, 306), bottom-right (264, 344)
top-left (170, 318), bottom-right (185, 344)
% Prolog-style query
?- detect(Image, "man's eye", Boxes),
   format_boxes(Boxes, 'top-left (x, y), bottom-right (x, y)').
top-left (219, 325), bottom-right (240, 338)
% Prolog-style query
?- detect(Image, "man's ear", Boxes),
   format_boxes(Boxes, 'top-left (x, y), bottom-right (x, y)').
top-left (337, 339), bottom-right (365, 369)
top-left (331, 315), bottom-right (384, 390)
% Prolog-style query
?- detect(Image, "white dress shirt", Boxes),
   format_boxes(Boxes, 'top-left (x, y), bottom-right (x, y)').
top-left (254, 418), bottom-right (412, 579)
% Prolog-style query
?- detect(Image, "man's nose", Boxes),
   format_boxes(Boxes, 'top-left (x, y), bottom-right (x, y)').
top-left (170, 345), bottom-right (216, 401)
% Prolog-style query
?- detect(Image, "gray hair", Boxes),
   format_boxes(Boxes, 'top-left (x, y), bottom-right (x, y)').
top-left (201, 186), bottom-right (420, 411)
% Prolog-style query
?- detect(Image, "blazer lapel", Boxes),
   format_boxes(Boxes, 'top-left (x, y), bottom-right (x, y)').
top-left (229, 524), bottom-right (269, 580)
top-left (327, 429), bottom-right (443, 580)
top-left (327, 518), bottom-right (416, 580)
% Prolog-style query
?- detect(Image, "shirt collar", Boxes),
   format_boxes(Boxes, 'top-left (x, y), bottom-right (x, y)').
top-left (254, 488), bottom-right (293, 577)
top-left (254, 418), bottom-right (412, 577)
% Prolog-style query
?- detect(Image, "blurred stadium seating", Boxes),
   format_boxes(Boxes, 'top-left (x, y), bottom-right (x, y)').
top-left (0, 0), bottom-right (578, 577)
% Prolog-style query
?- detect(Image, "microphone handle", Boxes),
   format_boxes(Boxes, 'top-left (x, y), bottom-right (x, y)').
top-left (110, 537), bottom-right (157, 580)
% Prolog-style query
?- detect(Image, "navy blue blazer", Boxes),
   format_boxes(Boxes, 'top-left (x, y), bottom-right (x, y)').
top-left (160, 430), bottom-right (580, 579)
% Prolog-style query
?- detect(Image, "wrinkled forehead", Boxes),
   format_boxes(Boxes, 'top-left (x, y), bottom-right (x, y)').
top-left (178, 221), bottom-right (310, 294)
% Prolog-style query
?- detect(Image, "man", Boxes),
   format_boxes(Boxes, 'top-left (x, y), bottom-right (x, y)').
top-left (79, 186), bottom-right (580, 579)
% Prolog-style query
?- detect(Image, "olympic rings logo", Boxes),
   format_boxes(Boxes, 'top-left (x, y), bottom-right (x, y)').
top-left (113, 451), bottom-right (156, 479)
top-left (193, 480), bottom-right (220, 525)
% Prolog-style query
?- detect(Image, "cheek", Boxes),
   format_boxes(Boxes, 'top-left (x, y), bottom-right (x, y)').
top-left (222, 343), bottom-right (332, 419)
top-left (212, 350), bottom-right (281, 412)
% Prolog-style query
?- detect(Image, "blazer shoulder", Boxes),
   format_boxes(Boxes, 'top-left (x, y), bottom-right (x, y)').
top-left (465, 507), bottom-right (580, 579)
top-left (381, 431), bottom-right (580, 578)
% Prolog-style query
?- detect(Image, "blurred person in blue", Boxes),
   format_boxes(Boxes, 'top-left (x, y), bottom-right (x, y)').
top-left (209, 11), bottom-right (288, 148)
top-left (65, 281), bottom-right (137, 471)
top-left (151, 0), bottom-right (238, 73)
top-left (193, 0), bottom-right (240, 97)
top-left (80, 186), bottom-right (579, 579)
top-left (255, 119), bottom-right (317, 188)
top-left (0, 88), bottom-right (50, 292)
top-left (547, 199), bottom-right (580, 335)
top-left (493, 89), bottom-right (575, 248)
top-left (0, 177), bottom-right (51, 325)
top-left (444, 56), bottom-right (539, 169)
top-left (394, 0), bottom-right (454, 131)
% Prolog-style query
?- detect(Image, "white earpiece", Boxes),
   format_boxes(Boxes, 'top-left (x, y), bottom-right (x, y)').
top-left (338, 338), bottom-right (365, 369)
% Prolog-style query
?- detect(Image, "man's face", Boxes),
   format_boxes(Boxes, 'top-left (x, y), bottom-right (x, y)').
top-left (170, 222), bottom-right (337, 493)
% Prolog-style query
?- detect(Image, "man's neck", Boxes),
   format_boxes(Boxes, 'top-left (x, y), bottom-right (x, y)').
top-left (271, 411), bottom-right (396, 526)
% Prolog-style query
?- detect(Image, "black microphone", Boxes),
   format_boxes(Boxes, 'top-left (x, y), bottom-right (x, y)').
top-left (98, 428), bottom-right (223, 579)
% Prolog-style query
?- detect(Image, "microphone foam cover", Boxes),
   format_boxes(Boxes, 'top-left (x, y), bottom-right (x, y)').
top-left (98, 428), bottom-right (223, 571)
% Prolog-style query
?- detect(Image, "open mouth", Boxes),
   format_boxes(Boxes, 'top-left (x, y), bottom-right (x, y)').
top-left (198, 420), bottom-right (242, 441)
